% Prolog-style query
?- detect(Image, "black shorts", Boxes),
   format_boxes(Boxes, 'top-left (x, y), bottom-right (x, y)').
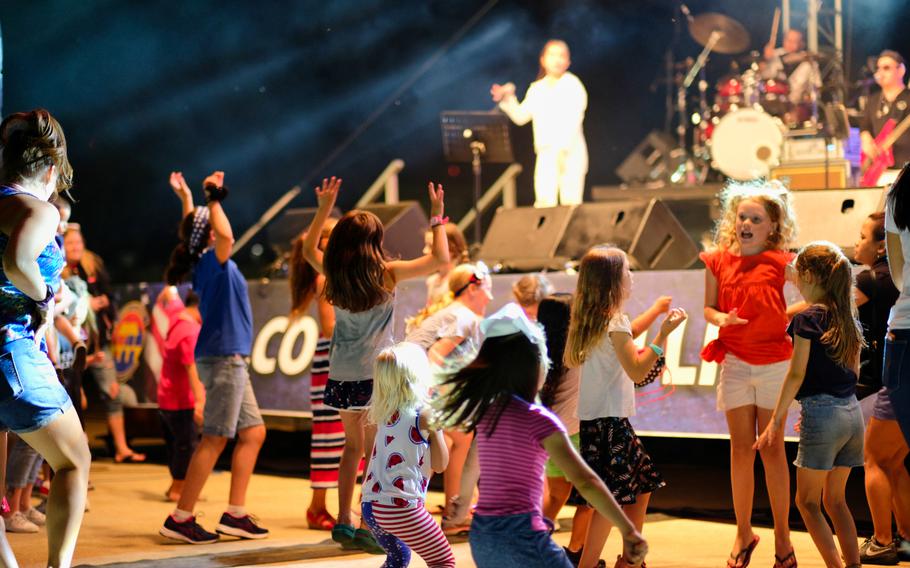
top-left (579, 417), bottom-right (665, 505)
top-left (323, 378), bottom-right (373, 411)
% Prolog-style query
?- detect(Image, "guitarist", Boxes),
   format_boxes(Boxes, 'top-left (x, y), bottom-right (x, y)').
top-left (860, 50), bottom-right (910, 183)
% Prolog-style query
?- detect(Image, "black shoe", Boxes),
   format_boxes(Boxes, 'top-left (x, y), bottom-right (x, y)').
top-left (159, 515), bottom-right (219, 544)
top-left (215, 512), bottom-right (269, 539)
top-left (859, 536), bottom-right (900, 565)
top-left (564, 546), bottom-right (583, 567)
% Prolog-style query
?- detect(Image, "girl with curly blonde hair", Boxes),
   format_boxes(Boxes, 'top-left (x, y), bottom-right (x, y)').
top-left (701, 180), bottom-right (806, 568)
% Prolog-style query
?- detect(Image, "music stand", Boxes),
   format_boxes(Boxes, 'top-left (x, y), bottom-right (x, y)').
top-left (441, 111), bottom-right (514, 245)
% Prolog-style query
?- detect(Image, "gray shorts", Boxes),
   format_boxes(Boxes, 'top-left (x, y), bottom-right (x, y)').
top-left (88, 349), bottom-right (123, 417)
top-left (795, 394), bottom-right (865, 471)
top-left (197, 355), bottom-right (263, 438)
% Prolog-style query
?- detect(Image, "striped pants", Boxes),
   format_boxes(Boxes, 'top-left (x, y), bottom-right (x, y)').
top-left (310, 337), bottom-right (344, 489)
top-left (362, 501), bottom-right (455, 568)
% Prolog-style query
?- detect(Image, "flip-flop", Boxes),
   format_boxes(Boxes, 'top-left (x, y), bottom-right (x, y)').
top-left (353, 527), bottom-right (385, 554)
top-left (726, 535), bottom-right (760, 568)
top-left (114, 453), bottom-right (146, 464)
top-left (773, 550), bottom-right (797, 568)
top-left (331, 523), bottom-right (356, 549)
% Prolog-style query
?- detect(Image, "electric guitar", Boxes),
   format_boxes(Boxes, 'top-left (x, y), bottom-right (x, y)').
top-left (862, 113), bottom-right (910, 186)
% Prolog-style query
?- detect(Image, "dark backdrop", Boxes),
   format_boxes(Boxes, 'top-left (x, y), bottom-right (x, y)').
top-left (1, 0), bottom-right (907, 281)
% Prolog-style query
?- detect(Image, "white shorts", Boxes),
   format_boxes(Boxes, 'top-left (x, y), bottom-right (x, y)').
top-left (717, 354), bottom-right (789, 411)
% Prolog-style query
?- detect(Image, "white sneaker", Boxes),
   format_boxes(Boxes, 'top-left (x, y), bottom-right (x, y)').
top-left (5, 512), bottom-right (39, 533)
top-left (24, 508), bottom-right (45, 527)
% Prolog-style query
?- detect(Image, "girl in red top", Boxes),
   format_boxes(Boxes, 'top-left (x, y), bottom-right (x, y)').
top-left (701, 181), bottom-right (805, 568)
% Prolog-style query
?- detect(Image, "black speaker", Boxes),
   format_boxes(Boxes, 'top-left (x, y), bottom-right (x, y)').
top-left (480, 200), bottom-right (699, 271)
top-left (478, 206), bottom-right (575, 271)
top-left (615, 131), bottom-right (678, 184)
top-left (360, 201), bottom-right (429, 260)
top-left (267, 206), bottom-right (342, 253)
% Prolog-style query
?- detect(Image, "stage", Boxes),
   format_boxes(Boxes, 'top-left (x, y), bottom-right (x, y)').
top-left (8, 457), bottom-right (891, 568)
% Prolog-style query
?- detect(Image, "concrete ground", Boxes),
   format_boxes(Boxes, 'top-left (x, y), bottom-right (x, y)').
top-left (4, 460), bottom-right (906, 568)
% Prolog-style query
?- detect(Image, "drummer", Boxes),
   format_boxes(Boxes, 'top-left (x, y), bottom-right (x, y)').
top-left (761, 28), bottom-right (820, 106)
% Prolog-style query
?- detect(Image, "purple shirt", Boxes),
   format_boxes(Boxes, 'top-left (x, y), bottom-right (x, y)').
top-left (474, 395), bottom-right (565, 530)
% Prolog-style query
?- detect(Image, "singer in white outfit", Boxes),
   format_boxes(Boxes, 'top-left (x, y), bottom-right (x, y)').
top-left (492, 40), bottom-right (588, 208)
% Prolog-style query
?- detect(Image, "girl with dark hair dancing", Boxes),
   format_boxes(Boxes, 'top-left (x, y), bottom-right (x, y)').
top-left (0, 108), bottom-right (90, 568)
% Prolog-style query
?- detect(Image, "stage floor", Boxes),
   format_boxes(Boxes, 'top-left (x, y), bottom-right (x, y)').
top-left (8, 460), bottom-right (903, 568)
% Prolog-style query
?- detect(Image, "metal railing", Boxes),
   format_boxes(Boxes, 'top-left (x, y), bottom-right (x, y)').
top-left (457, 163), bottom-right (522, 234)
top-left (355, 159), bottom-right (405, 207)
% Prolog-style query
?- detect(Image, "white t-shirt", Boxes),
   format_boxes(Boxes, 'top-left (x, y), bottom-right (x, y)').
top-left (405, 302), bottom-right (482, 378)
top-left (498, 72), bottom-right (587, 155)
top-left (886, 201), bottom-right (910, 329)
top-left (577, 313), bottom-right (636, 420)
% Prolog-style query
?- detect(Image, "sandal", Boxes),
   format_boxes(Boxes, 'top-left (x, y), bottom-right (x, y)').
top-left (114, 452), bottom-right (146, 464)
top-left (353, 527), bottom-right (385, 554)
top-left (306, 509), bottom-right (336, 531)
top-left (773, 550), bottom-right (797, 568)
top-left (441, 516), bottom-right (472, 537)
top-left (331, 523), bottom-right (356, 549)
top-left (726, 535), bottom-right (760, 568)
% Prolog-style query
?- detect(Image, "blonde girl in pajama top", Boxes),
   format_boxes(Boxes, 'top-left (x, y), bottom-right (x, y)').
top-left (491, 39), bottom-right (588, 207)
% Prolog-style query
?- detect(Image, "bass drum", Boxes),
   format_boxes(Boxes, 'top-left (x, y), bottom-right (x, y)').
top-left (710, 108), bottom-right (785, 180)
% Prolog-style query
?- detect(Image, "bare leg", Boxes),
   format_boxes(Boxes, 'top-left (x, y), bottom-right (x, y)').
top-left (336, 410), bottom-right (366, 527)
top-left (725, 406), bottom-right (759, 558)
top-left (823, 467), bottom-right (860, 567)
top-left (864, 417), bottom-right (896, 544)
top-left (544, 476), bottom-right (574, 522)
top-left (108, 413), bottom-right (144, 462)
top-left (0, 433), bottom-right (20, 568)
top-left (308, 488), bottom-right (328, 514)
top-left (795, 467), bottom-right (843, 568)
top-left (20, 407), bottom-right (91, 568)
top-left (578, 495), bottom-right (650, 568)
top-left (443, 430), bottom-right (473, 505)
top-left (228, 424), bottom-right (266, 507)
top-left (756, 408), bottom-right (794, 558)
top-left (568, 506), bottom-right (594, 554)
top-left (166, 480), bottom-right (185, 503)
top-left (868, 418), bottom-right (910, 537)
top-left (176, 435), bottom-right (228, 513)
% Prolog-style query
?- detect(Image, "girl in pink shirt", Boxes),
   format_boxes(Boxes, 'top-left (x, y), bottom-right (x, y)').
top-left (442, 303), bottom-right (647, 568)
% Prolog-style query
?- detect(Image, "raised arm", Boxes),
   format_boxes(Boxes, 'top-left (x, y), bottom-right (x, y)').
top-left (169, 171), bottom-right (194, 219)
top-left (202, 171), bottom-right (234, 264)
top-left (754, 334), bottom-right (810, 450)
top-left (493, 82), bottom-right (533, 126)
top-left (301, 177), bottom-right (342, 275)
top-left (386, 182), bottom-right (449, 282)
top-left (631, 296), bottom-right (671, 338)
top-left (612, 308), bottom-right (687, 383)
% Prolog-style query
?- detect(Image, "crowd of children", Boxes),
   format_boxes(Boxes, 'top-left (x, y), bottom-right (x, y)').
top-left (4, 106), bottom-right (910, 568)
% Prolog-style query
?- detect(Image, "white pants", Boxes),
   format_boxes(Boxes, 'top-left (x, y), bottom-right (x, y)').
top-left (533, 144), bottom-right (588, 207)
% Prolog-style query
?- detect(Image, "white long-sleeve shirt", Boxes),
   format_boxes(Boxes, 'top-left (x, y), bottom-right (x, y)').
top-left (762, 48), bottom-right (821, 105)
top-left (498, 71), bottom-right (587, 154)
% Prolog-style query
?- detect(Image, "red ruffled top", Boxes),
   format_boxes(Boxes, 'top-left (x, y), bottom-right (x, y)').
top-left (700, 248), bottom-right (795, 365)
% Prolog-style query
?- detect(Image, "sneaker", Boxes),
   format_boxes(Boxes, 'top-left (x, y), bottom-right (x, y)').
top-left (159, 515), bottom-right (219, 544)
top-left (895, 535), bottom-right (910, 561)
top-left (5, 512), bottom-right (39, 533)
top-left (215, 512), bottom-right (268, 539)
top-left (23, 508), bottom-right (45, 527)
top-left (859, 536), bottom-right (899, 565)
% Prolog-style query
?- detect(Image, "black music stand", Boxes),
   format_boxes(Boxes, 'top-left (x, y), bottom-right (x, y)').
top-left (441, 111), bottom-right (514, 245)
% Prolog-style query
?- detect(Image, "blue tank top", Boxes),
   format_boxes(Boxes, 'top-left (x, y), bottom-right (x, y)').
top-left (329, 294), bottom-right (395, 382)
top-left (0, 186), bottom-right (64, 345)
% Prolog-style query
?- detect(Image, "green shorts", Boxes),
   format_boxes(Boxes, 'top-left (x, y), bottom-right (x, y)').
top-left (545, 431), bottom-right (581, 478)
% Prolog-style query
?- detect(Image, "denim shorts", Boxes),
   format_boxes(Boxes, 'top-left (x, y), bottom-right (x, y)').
top-left (197, 355), bottom-right (263, 438)
top-left (883, 329), bottom-right (910, 446)
top-left (469, 513), bottom-right (573, 568)
top-left (0, 339), bottom-right (73, 433)
top-left (795, 394), bottom-right (864, 470)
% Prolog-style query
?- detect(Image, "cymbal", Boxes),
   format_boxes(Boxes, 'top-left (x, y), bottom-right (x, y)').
top-left (688, 12), bottom-right (750, 54)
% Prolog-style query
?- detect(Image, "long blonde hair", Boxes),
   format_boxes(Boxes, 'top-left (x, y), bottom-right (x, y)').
top-left (565, 246), bottom-right (627, 367)
top-left (794, 242), bottom-right (865, 369)
top-left (370, 342), bottom-right (432, 426)
top-left (711, 180), bottom-right (797, 251)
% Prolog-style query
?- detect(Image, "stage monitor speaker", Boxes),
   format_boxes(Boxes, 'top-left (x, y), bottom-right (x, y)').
top-left (360, 201), bottom-right (429, 260)
top-left (478, 206), bottom-right (575, 271)
top-left (267, 206), bottom-right (342, 254)
top-left (555, 200), bottom-right (699, 270)
top-left (615, 131), bottom-right (677, 184)
top-left (479, 200), bottom-right (699, 271)
top-left (790, 187), bottom-right (885, 251)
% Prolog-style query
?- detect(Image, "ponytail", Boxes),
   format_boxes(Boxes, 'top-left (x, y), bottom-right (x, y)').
top-left (164, 209), bottom-right (210, 285)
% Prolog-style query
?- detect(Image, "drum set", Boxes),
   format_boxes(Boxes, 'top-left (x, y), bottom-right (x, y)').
top-left (673, 11), bottom-right (826, 181)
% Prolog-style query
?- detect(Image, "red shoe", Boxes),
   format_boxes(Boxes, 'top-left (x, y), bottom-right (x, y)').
top-left (306, 509), bottom-right (336, 531)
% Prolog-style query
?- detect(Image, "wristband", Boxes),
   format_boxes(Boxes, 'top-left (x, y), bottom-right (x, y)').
top-left (203, 182), bottom-right (229, 204)
top-left (429, 215), bottom-right (448, 228)
top-left (647, 342), bottom-right (664, 357)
